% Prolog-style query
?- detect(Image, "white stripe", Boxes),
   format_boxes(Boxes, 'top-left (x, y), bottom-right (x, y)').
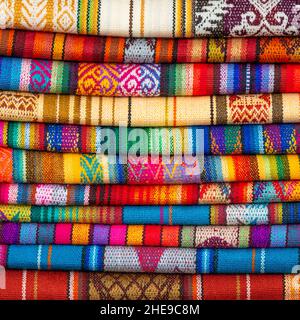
top-left (25, 123), bottom-right (30, 149)
top-left (69, 271), bottom-right (74, 300)
top-left (219, 64), bottom-right (228, 94)
top-left (37, 245), bottom-right (42, 270)
top-left (245, 64), bottom-right (251, 94)
top-left (261, 249), bottom-right (266, 273)
top-left (84, 186), bottom-right (90, 206)
top-left (22, 270), bottom-right (27, 300)
top-left (197, 275), bottom-right (203, 300)
top-left (92, 246), bottom-right (97, 271)
top-left (246, 274), bottom-right (251, 300)
top-left (19, 59), bottom-right (31, 92)
top-left (268, 65), bottom-right (275, 93)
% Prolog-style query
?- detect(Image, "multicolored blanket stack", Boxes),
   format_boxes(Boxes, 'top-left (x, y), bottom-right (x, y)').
top-left (0, 0), bottom-right (300, 300)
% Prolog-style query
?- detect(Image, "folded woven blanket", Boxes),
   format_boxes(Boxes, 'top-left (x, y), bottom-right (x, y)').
top-left (1, 181), bottom-right (300, 206)
top-left (2, 29), bottom-right (300, 64)
top-left (1, 147), bottom-right (300, 184)
top-left (1, 0), bottom-right (299, 38)
top-left (1, 271), bottom-right (298, 300)
top-left (1, 222), bottom-right (299, 248)
top-left (0, 183), bottom-right (198, 206)
top-left (200, 181), bottom-right (300, 204)
top-left (1, 245), bottom-right (299, 273)
top-left (0, 203), bottom-right (299, 225)
top-left (1, 91), bottom-right (299, 127)
top-left (1, 57), bottom-right (299, 96)
top-left (2, 121), bottom-right (300, 155)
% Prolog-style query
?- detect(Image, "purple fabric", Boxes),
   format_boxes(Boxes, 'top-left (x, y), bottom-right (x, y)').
top-left (250, 225), bottom-right (271, 248)
top-left (92, 225), bottom-right (110, 245)
top-left (1, 222), bottom-right (19, 244)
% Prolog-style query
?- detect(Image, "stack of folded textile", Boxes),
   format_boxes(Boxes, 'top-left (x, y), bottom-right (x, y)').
top-left (0, 0), bottom-right (300, 300)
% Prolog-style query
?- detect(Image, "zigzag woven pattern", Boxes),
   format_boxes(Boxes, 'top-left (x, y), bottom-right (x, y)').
top-left (2, 147), bottom-right (300, 184)
top-left (1, 244), bottom-right (299, 273)
top-left (2, 29), bottom-right (300, 63)
top-left (2, 0), bottom-right (299, 38)
top-left (2, 0), bottom-right (300, 300)
top-left (1, 57), bottom-right (300, 96)
top-left (1, 203), bottom-right (299, 225)
top-left (1, 91), bottom-right (300, 127)
top-left (199, 181), bottom-right (300, 204)
top-left (2, 181), bottom-right (300, 206)
top-left (0, 271), bottom-right (299, 300)
top-left (2, 121), bottom-right (300, 155)
top-left (1, 222), bottom-right (299, 248)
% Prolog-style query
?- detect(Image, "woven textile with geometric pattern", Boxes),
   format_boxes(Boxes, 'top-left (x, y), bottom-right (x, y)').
top-left (0, 0), bottom-right (300, 300)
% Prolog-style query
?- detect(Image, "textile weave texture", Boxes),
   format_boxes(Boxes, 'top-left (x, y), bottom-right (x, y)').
top-left (0, 183), bottom-right (199, 206)
top-left (2, 147), bottom-right (300, 184)
top-left (1, 222), bottom-right (299, 248)
top-left (1, 271), bottom-right (298, 300)
top-left (0, 245), bottom-right (299, 273)
top-left (1, 91), bottom-right (300, 127)
top-left (2, 121), bottom-right (300, 155)
top-left (1, 181), bottom-right (300, 206)
top-left (1, 29), bottom-right (300, 64)
top-left (1, 0), bottom-right (300, 38)
top-left (1, 57), bottom-right (300, 96)
top-left (1, 203), bottom-right (299, 225)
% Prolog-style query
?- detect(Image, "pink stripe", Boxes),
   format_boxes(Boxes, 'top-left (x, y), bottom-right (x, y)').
top-left (0, 183), bottom-right (9, 204)
top-left (0, 121), bottom-right (5, 146)
top-left (109, 225), bottom-right (127, 245)
top-left (0, 245), bottom-right (7, 266)
top-left (54, 224), bottom-right (72, 244)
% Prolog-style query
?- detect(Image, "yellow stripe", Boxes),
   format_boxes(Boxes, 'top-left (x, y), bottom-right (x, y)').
top-left (278, 203), bottom-right (283, 224)
top-left (80, 0), bottom-right (88, 34)
top-left (288, 155), bottom-right (300, 179)
top-left (52, 34), bottom-right (65, 60)
top-left (140, 0), bottom-right (145, 37)
top-left (185, 0), bottom-right (193, 37)
top-left (2, 122), bottom-right (8, 146)
top-left (72, 224), bottom-right (90, 244)
top-left (90, 0), bottom-right (99, 35)
top-left (175, 0), bottom-right (182, 37)
top-left (222, 156), bottom-right (236, 181)
top-left (63, 153), bottom-right (81, 183)
top-left (210, 206), bottom-right (216, 225)
top-left (127, 225), bottom-right (144, 246)
top-left (257, 155), bottom-right (266, 180)
top-left (269, 155), bottom-right (278, 180)
top-left (20, 124), bottom-right (26, 149)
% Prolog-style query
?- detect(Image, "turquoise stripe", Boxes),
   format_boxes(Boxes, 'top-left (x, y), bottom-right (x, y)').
top-left (12, 149), bottom-right (25, 183)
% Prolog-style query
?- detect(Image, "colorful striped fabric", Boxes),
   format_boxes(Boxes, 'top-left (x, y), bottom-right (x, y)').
top-left (0, 183), bottom-right (198, 206)
top-left (1, 245), bottom-right (299, 273)
top-left (2, 0), bottom-right (299, 38)
top-left (1, 203), bottom-right (300, 226)
top-left (2, 147), bottom-right (300, 184)
top-left (1, 57), bottom-right (300, 97)
top-left (1, 222), bottom-right (299, 248)
top-left (2, 121), bottom-right (300, 155)
top-left (2, 181), bottom-right (300, 206)
top-left (1, 91), bottom-right (300, 127)
top-left (1, 271), bottom-right (299, 300)
top-left (199, 181), bottom-right (300, 204)
top-left (2, 29), bottom-right (300, 64)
